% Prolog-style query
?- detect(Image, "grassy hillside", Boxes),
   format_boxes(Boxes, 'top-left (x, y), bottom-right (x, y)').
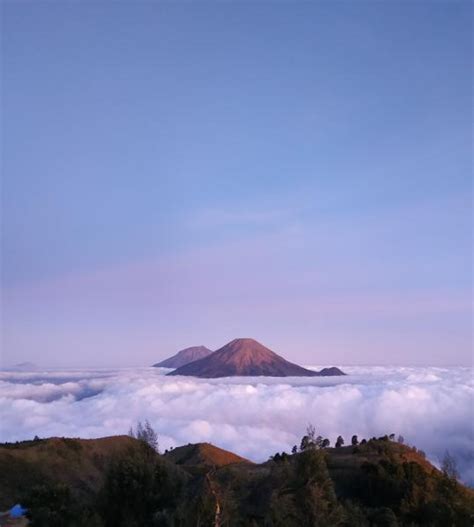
top-left (0, 435), bottom-right (472, 526)
top-left (0, 435), bottom-right (142, 508)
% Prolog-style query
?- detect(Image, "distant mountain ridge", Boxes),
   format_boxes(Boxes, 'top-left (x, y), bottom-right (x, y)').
top-left (167, 338), bottom-right (345, 378)
top-left (153, 346), bottom-right (213, 368)
top-left (4, 362), bottom-right (39, 371)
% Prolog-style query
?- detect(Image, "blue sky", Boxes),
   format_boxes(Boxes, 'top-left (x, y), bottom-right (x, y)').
top-left (1, 1), bottom-right (472, 366)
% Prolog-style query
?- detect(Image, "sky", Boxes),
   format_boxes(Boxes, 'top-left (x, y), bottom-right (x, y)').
top-left (1, 1), bottom-right (472, 367)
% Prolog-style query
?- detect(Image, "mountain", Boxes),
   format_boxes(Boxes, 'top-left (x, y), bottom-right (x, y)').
top-left (5, 362), bottom-right (39, 371)
top-left (1, 435), bottom-right (472, 526)
top-left (318, 366), bottom-right (346, 376)
top-left (164, 442), bottom-right (249, 467)
top-left (167, 338), bottom-right (345, 378)
top-left (153, 346), bottom-right (213, 368)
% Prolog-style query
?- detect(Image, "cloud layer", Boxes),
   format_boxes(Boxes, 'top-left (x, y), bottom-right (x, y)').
top-left (0, 366), bottom-right (472, 485)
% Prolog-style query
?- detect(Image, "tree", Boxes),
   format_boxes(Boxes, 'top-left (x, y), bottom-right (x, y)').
top-left (315, 435), bottom-right (324, 448)
top-left (306, 424), bottom-right (316, 442)
top-left (369, 507), bottom-right (398, 527)
top-left (300, 428), bottom-right (312, 451)
top-left (351, 435), bottom-right (359, 446)
top-left (291, 449), bottom-right (344, 525)
top-left (441, 451), bottom-right (459, 481)
top-left (300, 424), bottom-right (325, 451)
top-left (335, 435), bottom-right (344, 448)
top-left (397, 435), bottom-right (404, 444)
top-left (300, 435), bottom-right (311, 452)
top-left (291, 445), bottom-right (298, 454)
top-left (321, 438), bottom-right (330, 448)
top-left (98, 445), bottom-right (184, 526)
top-left (388, 433), bottom-right (395, 441)
top-left (22, 483), bottom-right (89, 527)
top-left (129, 420), bottom-right (159, 452)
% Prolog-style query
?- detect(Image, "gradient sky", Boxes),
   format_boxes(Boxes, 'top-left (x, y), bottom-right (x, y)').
top-left (1, 1), bottom-right (472, 367)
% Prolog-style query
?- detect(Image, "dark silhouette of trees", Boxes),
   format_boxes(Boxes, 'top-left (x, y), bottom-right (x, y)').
top-left (290, 449), bottom-right (344, 525)
top-left (441, 451), bottom-right (459, 481)
top-left (369, 507), bottom-right (398, 527)
top-left (22, 482), bottom-right (97, 527)
top-left (299, 424), bottom-right (330, 452)
top-left (351, 435), bottom-right (359, 446)
top-left (128, 420), bottom-right (159, 452)
top-left (336, 435), bottom-right (344, 448)
top-left (300, 435), bottom-right (311, 452)
top-left (300, 424), bottom-right (318, 451)
top-left (98, 443), bottom-right (184, 526)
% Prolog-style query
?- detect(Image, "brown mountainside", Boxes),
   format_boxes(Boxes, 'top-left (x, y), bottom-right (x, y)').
top-left (168, 338), bottom-right (345, 378)
top-left (164, 442), bottom-right (250, 467)
top-left (153, 345), bottom-right (213, 368)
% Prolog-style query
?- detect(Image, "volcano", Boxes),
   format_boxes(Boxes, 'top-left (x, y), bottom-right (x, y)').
top-left (153, 346), bottom-right (213, 368)
top-left (167, 338), bottom-right (345, 378)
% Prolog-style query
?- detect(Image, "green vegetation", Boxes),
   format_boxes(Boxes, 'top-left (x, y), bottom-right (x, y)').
top-left (22, 483), bottom-right (101, 527)
top-left (0, 427), bottom-right (472, 526)
top-left (98, 442), bottom-right (186, 526)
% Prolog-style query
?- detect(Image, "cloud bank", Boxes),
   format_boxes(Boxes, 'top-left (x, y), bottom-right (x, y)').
top-left (0, 366), bottom-right (472, 485)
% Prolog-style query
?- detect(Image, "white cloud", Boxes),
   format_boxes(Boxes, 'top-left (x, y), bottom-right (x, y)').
top-left (0, 366), bottom-right (472, 485)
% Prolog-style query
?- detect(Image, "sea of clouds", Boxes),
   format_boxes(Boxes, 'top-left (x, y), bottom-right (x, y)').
top-left (0, 366), bottom-right (472, 485)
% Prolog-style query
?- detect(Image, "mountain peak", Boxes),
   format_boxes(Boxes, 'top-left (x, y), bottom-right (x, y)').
top-left (229, 337), bottom-right (262, 346)
top-left (168, 338), bottom-right (345, 378)
top-left (153, 346), bottom-right (213, 368)
top-left (164, 442), bottom-right (250, 467)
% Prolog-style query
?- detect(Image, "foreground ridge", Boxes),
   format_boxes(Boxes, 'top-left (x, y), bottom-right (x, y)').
top-left (0, 434), bottom-right (472, 526)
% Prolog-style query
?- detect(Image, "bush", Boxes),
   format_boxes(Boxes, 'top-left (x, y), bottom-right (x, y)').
top-left (97, 443), bottom-right (184, 527)
top-left (22, 483), bottom-right (93, 527)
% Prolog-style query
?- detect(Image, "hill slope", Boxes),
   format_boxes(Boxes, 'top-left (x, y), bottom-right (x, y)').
top-left (168, 338), bottom-right (345, 378)
top-left (0, 435), bottom-right (472, 526)
top-left (0, 436), bottom-right (146, 508)
top-left (164, 442), bottom-right (250, 467)
top-left (153, 345), bottom-right (213, 368)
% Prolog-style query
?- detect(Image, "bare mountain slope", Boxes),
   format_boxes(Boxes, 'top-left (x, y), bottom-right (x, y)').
top-left (164, 442), bottom-right (250, 467)
top-left (168, 338), bottom-right (345, 378)
top-left (153, 345), bottom-right (213, 368)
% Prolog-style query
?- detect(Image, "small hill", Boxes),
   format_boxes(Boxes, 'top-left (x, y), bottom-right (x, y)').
top-left (168, 338), bottom-right (345, 378)
top-left (153, 346), bottom-right (213, 368)
top-left (318, 366), bottom-right (346, 376)
top-left (164, 442), bottom-right (250, 467)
